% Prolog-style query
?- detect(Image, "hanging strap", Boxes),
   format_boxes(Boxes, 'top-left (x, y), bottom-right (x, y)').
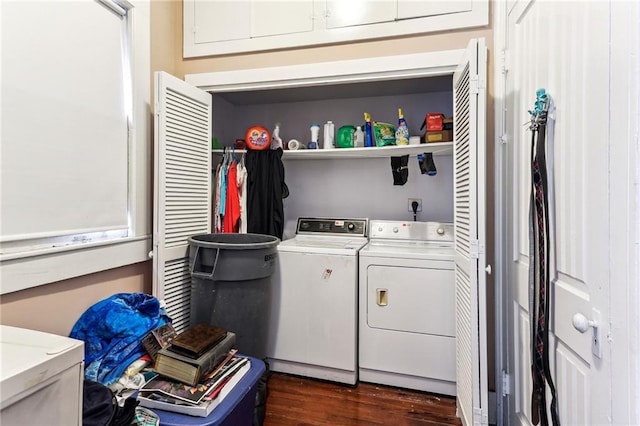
top-left (528, 89), bottom-right (560, 426)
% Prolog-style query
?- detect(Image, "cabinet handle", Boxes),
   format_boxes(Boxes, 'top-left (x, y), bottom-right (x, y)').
top-left (376, 289), bottom-right (388, 306)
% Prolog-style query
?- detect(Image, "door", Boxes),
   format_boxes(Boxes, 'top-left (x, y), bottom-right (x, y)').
top-left (453, 38), bottom-right (489, 425)
top-left (325, 0), bottom-right (396, 28)
top-left (504, 1), bottom-right (612, 424)
top-left (153, 71), bottom-right (212, 333)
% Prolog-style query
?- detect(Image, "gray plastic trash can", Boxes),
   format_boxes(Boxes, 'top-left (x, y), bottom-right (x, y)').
top-left (188, 233), bottom-right (279, 360)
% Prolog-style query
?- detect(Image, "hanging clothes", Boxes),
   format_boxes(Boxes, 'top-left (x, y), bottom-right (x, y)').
top-left (223, 161), bottom-right (241, 233)
top-left (236, 155), bottom-right (248, 233)
top-left (245, 148), bottom-right (289, 239)
top-left (212, 148), bottom-right (245, 234)
top-left (213, 161), bottom-right (223, 233)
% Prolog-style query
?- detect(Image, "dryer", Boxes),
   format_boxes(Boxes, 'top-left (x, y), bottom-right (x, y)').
top-left (359, 220), bottom-right (456, 395)
top-left (267, 217), bottom-right (368, 385)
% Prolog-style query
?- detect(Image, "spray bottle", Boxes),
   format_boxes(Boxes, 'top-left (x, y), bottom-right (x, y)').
top-left (363, 112), bottom-right (374, 147)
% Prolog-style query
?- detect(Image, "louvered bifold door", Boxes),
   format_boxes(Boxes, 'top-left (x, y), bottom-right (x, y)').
top-left (453, 38), bottom-right (488, 426)
top-left (153, 71), bottom-right (212, 333)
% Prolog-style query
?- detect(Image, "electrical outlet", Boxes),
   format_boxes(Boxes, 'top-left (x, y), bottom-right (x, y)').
top-left (408, 198), bottom-right (422, 212)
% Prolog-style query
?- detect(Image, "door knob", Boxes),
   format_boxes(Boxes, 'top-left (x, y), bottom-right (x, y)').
top-left (572, 309), bottom-right (603, 359)
top-left (572, 312), bottom-right (597, 333)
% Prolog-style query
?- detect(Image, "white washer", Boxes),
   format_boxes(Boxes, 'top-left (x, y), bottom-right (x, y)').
top-left (267, 217), bottom-right (368, 385)
top-left (359, 220), bottom-right (456, 395)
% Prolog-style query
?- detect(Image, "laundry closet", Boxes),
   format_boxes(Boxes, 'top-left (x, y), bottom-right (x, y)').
top-left (153, 38), bottom-right (488, 425)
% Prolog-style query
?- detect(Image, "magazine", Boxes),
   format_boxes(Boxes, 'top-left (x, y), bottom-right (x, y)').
top-left (137, 360), bottom-right (251, 417)
top-left (140, 355), bottom-right (248, 405)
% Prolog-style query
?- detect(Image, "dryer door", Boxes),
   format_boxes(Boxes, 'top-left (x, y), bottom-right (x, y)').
top-left (366, 264), bottom-right (455, 337)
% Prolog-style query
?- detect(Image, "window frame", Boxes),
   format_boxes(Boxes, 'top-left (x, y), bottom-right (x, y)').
top-left (0, 0), bottom-right (151, 294)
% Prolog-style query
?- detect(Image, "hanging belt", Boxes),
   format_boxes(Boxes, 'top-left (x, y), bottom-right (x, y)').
top-left (528, 90), bottom-right (560, 426)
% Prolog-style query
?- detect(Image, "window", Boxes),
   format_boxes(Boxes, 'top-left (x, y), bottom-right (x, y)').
top-left (0, 0), bottom-right (151, 294)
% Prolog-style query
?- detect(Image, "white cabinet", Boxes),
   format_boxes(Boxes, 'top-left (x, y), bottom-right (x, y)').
top-left (397, 0), bottom-right (473, 20)
top-left (188, 0), bottom-right (314, 45)
top-left (325, 0), bottom-right (396, 29)
top-left (184, 0), bottom-right (488, 57)
top-left (0, 326), bottom-right (84, 426)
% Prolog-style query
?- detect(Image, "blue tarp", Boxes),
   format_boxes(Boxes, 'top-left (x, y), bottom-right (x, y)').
top-left (70, 293), bottom-right (171, 385)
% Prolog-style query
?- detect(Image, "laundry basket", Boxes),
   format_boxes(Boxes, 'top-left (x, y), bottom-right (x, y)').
top-left (188, 233), bottom-right (279, 360)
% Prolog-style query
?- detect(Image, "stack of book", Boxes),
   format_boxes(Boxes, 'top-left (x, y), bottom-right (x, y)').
top-left (153, 323), bottom-right (234, 386)
top-left (137, 323), bottom-right (249, 417)
top-left (138, 351), bottom-right (250, 417)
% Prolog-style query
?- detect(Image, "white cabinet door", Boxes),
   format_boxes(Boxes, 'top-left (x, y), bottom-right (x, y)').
top-left (184, 0), bottom-right (488, 57)
top-left (153, 71), bottom-right (212, 333)
top-left (453, 38), bottom-right (489, 426)
top-left (397, 0), bottom-right (473, 20)
top-left (185, 0), bottom-right (314, 56)
top-left (325, 0), bottom-right (396, 29)
top-left (251, 1), bottom-right (314, 38)
top-left (192, 1), bottom-right (250, 44)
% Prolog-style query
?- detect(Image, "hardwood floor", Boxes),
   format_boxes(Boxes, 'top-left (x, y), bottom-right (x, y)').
top-left (264, 373), bottom-right (462, 426)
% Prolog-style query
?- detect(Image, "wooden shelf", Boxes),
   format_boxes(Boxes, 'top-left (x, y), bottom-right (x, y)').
top-left (212, 142), bottom-right (453, 160)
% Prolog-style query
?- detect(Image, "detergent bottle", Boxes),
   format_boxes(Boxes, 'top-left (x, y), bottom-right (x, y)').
top-left (363, 112), bottom-right (374, 147)
top-left (395, 108), bottom-right (409, 145)
top-left (354, 126), bottom-right (365, 148)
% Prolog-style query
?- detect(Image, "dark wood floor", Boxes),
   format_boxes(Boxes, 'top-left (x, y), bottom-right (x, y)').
top-left (264, 372), bottom-right (462, 426)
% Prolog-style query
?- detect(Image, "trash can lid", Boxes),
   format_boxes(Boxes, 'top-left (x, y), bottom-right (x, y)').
top-left (188, 233), bottom-right (280, 250)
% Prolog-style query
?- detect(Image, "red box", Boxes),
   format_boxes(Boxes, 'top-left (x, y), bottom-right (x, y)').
top-left (426, 113), bottom-right (445, 131)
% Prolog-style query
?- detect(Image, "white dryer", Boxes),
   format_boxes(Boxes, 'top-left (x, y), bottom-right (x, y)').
top-left (359, 220), bottom-right (456, 395)
top-left (267, 217), bottom-right (368, 385)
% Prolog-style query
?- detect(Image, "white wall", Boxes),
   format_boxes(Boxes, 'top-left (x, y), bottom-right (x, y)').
top-left (282, 156), bottom-right (453, 238)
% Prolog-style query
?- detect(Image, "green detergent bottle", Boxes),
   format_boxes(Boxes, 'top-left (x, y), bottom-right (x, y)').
top-left (337, 125), bottom-right (356, 148)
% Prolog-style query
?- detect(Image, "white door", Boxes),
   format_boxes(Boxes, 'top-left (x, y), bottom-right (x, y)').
top-left (325, 0), bottom-right (396, 28)
top-left (153, 71), bottom-right (212, 332)
top-left (453, 38), bottom-right (489, 426)
top-left (504, 1), bottom-right (613, 424)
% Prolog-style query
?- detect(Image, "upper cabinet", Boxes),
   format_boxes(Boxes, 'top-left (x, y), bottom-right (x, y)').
top-left (183, 0), bottom-right (488, 58)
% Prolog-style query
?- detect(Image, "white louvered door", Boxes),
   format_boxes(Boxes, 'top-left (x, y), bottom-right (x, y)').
top-left (153, 71), bottom-right (212, 332)
top-left (453, 38), bottom-right (488, 426)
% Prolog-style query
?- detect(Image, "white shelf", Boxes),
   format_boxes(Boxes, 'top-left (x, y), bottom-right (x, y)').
top-left (212, 142), bottom-right (453, 160)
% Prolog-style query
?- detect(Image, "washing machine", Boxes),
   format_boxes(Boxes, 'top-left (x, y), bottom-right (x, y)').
top-left (358, 220), bottom-right (456, 395)
top-left (267, 217), bottom-right (368, 385)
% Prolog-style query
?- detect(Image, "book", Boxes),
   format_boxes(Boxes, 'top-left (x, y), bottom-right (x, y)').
top-left (154, 331), bottom-right (236, 386)
top-left (138, 357), bottom-right (251, 417)
top-left (141, 323), bottom-right (178, 360)
top-left (168, 323), bottom-right (227, 359)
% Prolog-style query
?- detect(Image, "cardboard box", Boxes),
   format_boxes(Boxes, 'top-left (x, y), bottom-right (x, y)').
top-left (426, 113), bottom-right (445, 131)
top-left (423, 130), bottom-right (453, 143)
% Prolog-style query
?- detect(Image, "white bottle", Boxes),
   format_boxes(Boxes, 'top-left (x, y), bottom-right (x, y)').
top-left (271, 123), bottom-right (283, 150)
top-left (323, 121), bottom-right (335, 149)
top-left (309, 124), bottom-right (320, 149)
top-left (354, 125), bottom-right (365, 148)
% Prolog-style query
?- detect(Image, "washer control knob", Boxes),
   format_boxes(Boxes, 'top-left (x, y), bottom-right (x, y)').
top-left (378, 227), bottom-right (383, 232)
top-left (437, 227), bottom-right (445, 236)
top-left (347, 223), bottom-right (355, 231)
top-left (393, 227), bottom-right (399, 233)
